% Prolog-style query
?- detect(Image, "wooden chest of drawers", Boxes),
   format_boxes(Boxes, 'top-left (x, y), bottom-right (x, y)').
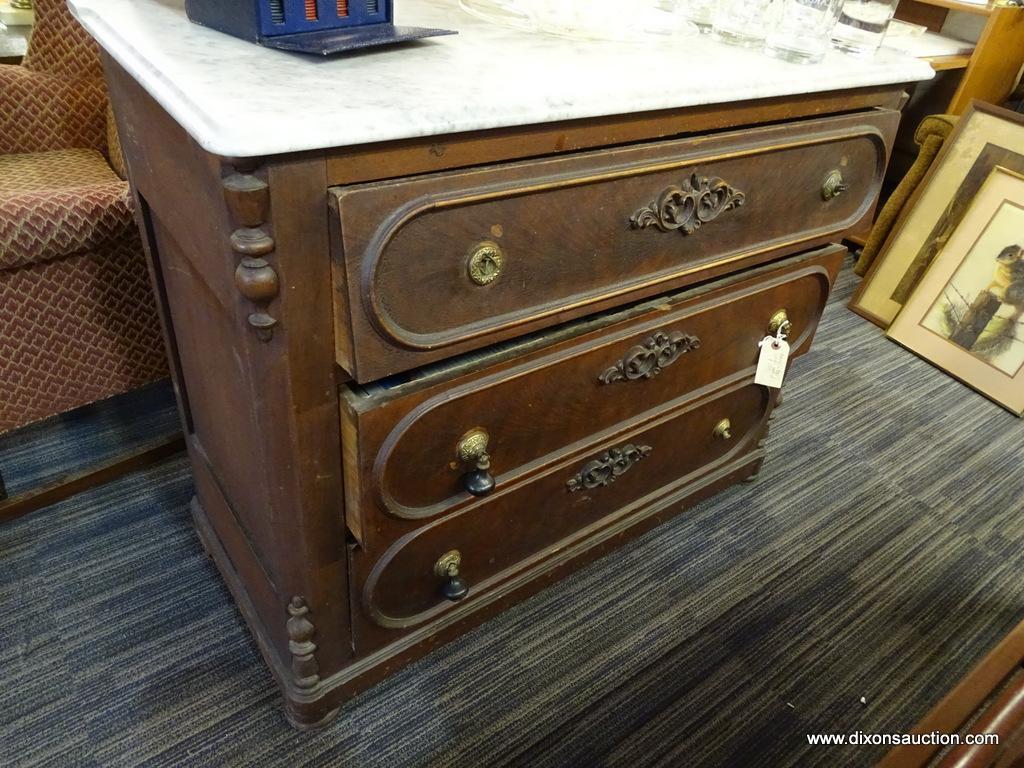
top-left (102, 53), bottom-right (904, 728)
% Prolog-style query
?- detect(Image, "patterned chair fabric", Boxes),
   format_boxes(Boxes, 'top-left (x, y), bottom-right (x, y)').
top-left (0, 239), bottom-right (168, 433)
top-left (0, 0), bottom-right (107, 156)
top-left (0, 0), bottom-right (168, 434)
top-left (0, 150), bottom-right (135, 271)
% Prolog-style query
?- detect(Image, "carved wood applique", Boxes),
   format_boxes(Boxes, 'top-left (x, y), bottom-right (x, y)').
top-left (286, 597), bottom-right (320, 690)
top-left (630, 173), bottom-right (746, 235)
top-left (599, 330), bottom-right (701, 384)
top-left (224, 169), bottom-right (279, 341)
top-left (567, 444), bottom-right (653, 493)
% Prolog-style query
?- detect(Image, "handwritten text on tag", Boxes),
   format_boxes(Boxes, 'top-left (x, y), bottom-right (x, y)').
top-left (755, 336), bottom-right (790, 389)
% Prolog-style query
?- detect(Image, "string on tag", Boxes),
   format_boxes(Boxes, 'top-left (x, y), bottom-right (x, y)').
top-left (759, 319), bottom-right (790, 350)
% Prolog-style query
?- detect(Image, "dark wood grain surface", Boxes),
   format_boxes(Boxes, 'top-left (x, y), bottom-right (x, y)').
top-left (351, 380), bottom-right (773, 651)
top-left (341, 247), bottom-right (842, 541)
top-left (332, 110), bottom-right (897, 381)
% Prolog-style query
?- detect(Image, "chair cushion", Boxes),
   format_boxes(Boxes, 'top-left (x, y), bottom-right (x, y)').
top-left (0, 148), bottom-right (134, 271)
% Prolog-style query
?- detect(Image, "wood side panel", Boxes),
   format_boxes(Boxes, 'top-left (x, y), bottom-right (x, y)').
top-left (895, 1), bottom-right (950, 33)
top-left (190, 447), bottom-right (291, 671)
top-left (339, 396), bottom-right (364, 545)
top-left (880, 619), bottom-right (1024, 768)
top-left (947, 6), bottom-right (1024, 115)
top-left (103, 57), bottom-right (352, 689)
top-left (147, 213), bottom-right (280, 556)
top-left (328, 198), bottom-right (357, 375)
top-left (325, 86), bottom-right (907, 185)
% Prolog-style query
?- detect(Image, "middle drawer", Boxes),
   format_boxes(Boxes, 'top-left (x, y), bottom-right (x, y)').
top-left (340, 245), bottom-right (844, 548)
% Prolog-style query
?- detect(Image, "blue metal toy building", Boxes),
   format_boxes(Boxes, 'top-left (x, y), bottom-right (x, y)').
top-left (186, 0), bottom-right (455, 56)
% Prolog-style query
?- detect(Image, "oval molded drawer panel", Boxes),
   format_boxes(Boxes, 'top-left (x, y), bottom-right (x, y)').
top-left (331, 109), bottom-right (897, 382)
top-left (354, 380), bottom-right (771, 633)
top-left (339, 245), bottom-right (844, 543)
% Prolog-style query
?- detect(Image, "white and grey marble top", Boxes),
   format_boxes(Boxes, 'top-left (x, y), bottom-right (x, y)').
top-left (0, 22), bottom-right (30, 59)
top-left (68, 0), bottom-right (934, 158)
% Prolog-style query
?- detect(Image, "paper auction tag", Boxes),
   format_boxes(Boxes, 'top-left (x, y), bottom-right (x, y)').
top-left (755, 336), bottom-right (790, 389)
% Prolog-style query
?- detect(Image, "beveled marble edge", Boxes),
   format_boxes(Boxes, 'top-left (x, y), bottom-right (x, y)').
top-left (69, 0), bottom-right (934, 159)
top-left (0, 22), bottom-right (30, 58)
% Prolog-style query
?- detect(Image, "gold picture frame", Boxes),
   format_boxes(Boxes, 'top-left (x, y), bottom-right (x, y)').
top-left (887, 166), bottom-right (1024, 416)
top-left (851, 102), bottom-right (1024, 328)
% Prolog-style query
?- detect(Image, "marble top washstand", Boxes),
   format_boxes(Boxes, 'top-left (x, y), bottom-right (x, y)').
top-left (68, 0), bottom-right (934, 159)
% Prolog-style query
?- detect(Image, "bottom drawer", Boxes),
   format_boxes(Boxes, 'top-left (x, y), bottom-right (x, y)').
top-left (353, 379), bottom-right (773, 638)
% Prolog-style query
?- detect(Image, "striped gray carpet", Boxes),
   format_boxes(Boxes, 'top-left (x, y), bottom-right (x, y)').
top-left (3, 257), bottom-right (1023, 767)
top-left (0, 382), bottom-right (178, 496)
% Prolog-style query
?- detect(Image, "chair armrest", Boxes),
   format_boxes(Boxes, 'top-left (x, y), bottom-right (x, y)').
top-left (853, 116), bottom-right (957, 277)
top-left (0, 65), bottom-right (107, 155)
top-left (914, 115), bottom-right (958, 147)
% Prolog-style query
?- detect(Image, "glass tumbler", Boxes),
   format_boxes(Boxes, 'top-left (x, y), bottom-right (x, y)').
top-left (678, 0), bottom-right (715, 34)
top-left (712, 0), bottom-right (776, 48)
top-left (830, 0), bottom-right (900, 56)
top-left (764, 0), bottom-right (842, 64)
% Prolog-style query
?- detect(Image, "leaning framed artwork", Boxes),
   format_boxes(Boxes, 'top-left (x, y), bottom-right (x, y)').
top-left (888, 166), bottom-right (1024, 416)
top-left (851, 102), bottom-right (1024, 328)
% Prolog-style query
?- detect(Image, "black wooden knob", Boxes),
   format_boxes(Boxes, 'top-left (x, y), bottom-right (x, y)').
top-left (463, 467), bottom-right (495, 497)
top-left (435, 551), bottom-right (469, 602)
top-left (442, 573), bottom-right (469, 602)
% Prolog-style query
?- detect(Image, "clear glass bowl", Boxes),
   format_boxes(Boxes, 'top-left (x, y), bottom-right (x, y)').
top-left (458, 0), bottom-right (694, 42)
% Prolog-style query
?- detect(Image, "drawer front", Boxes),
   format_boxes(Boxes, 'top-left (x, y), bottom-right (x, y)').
top-left (331, 110), bottom-right (896, 382)
top-left (353, 380), bottom-right (772, 636)
top-left (340, 245), bottom-right (844, 542)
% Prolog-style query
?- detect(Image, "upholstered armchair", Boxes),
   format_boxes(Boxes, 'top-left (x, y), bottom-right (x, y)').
top-left (0, 0), bottom-right (167, 434)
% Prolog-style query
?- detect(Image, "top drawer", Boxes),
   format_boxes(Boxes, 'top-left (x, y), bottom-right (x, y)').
top-left (331, 109), bottom-right (898, 382)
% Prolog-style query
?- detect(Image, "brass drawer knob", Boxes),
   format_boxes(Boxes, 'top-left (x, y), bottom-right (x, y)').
top-left (714, 419), bottom-right (733, 441)
top-left (768, 309), bottom-right (791, 337)
top-left (467, 241), bottom-right (504, 286)
top-left (435, 550), bottom-right (469, 602)
top-left (456, 428), bottom-right (496, 497)
top-left (822, 169), bottom-right (848, 201)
